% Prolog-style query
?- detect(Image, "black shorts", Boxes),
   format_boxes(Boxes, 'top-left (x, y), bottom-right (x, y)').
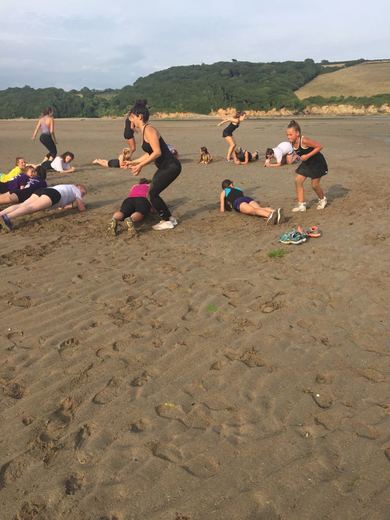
top-left (296, 153), bottom-right (328, 179)
top-left (222, 129), bottom-right (232, 138)
top-left (108, 159), bottom-right (120, 168)
top-left (120, 197), bottom-right (151, 218)
top-left (10, 187), bottom-right (36, 203)
top-left (33, 187), bottom-right (61, 205)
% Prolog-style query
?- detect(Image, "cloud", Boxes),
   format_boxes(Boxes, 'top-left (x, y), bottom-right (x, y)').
top-left (0, 0), bottom-right (389, 90)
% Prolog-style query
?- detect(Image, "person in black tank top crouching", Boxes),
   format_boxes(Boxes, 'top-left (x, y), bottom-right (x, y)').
top-left (128, 99), bottom-right (181, 230)
top-left (286, 120), bottom-right (328, 212)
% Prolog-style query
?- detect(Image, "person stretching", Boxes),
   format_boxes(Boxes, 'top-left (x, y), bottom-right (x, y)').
top-left (0, 184), bottom-right (87, 231)
top-left (129, 99), bottom-right (181, 230)
top-left (217, 111), bottom-right (246, 161)
top-left (220, 179), bottom-right (284, 224)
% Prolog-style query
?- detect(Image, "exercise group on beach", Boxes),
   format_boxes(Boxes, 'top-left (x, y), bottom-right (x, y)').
top-left (0, 100), bottom-right (328, 233)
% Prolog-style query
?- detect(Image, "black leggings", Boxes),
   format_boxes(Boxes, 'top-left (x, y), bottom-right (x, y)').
top-left (39, 133), bottom-right (57, 158)
top-left (149, 160), bottom-right (181, 220)
top-left (36, 160), bottom-right (52, 180)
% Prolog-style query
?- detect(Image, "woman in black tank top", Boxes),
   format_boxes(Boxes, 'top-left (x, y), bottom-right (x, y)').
top-left (217, 111), bottom-right (246, 161)
top-left (286, 120), bottom-right (328, 213)
top-left (129, 99), bottom-right (181, 230)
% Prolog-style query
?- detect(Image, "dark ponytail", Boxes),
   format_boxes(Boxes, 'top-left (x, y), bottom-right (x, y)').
top-left (130, 99), bottom-right (150, 122)
top-left (287, 119), bottom-right (301, 134)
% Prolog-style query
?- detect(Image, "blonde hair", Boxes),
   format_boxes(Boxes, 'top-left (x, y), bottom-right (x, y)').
top-left (122, 148), bottom-right (132, 162)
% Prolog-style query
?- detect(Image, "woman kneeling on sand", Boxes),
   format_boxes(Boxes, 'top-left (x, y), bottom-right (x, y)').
top-left (220, 179), bottom-right (284, 224)
top-left (0, 184), bottom-right (87, 231)
top-left (109, 178), bottom-right (152, 237)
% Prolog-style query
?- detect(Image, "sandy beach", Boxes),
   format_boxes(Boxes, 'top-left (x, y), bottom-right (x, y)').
top-left (0, 117), bottom-right (389, 520)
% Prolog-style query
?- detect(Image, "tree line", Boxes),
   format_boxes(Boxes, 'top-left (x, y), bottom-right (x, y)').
top-left (0, 59), bottom-right (386, 118)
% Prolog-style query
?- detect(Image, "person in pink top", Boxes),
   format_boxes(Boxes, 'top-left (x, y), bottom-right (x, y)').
top-left (109, 178), bottom-right (152, 237)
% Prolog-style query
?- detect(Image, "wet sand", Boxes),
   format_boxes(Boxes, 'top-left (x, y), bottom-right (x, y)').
top-left (0, 118), bottom-right (389, 520)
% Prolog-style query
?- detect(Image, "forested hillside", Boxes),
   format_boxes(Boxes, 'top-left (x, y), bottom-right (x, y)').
top-left (0, 59), bottom-right (387, 118)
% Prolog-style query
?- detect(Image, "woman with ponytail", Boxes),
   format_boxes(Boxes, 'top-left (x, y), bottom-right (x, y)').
top-left (129, 99), bottom-right (181, 230)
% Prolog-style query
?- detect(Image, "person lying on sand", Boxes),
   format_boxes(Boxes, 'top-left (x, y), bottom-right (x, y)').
top-left (0, 166), bottom-right (47, 204)
top-left (108, 178), bottom-right (152, 237)
top-left (34, 152), bottom-right (76, 180)
top-left (233, 147), bottom-right (259, 165)
top-left (220, 179), bottom-right (284, 224)
top-left (0, 157), bottom-right (27, 184)
top-left (92, 148), bottom-right (132, 169)
top-left (0, 184), bottom-right (87, 231)
top-left (264, 141), bottom-right (299, 168)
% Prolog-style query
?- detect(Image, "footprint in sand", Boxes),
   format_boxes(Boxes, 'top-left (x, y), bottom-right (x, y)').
top-left (47, 397), bottom-right (76, 432)
top-left (57, 337), bottom-right (79, 355)
top-left (260, 301), bottom-right (281, 314)
top-left (155, 402), bottom-right (188, 425)
top-left (122, 273), bottom-right (137, 285)
top-left (0, 454), bottom-right (35, 490)
top-left (7, 295), bottom-right (32, 308)
top-left (152, 442), bottom-right (184, 464)
top-left (130, 371), bottom-right (151, 387)
top-left (309, 388), bottom-right (334, 409)
top-left (182, 454), bottom-right (220, 479)
top-left (3, 381), bottom-right (25, 399)
top-left (75, 424), bottom-right (91, 450)
top-left (14, 500), bottom-right (49, 520)
top-left (93, 377), bottom-right (122, 405)
top-left (130, 418), bottom-right (148, 433)
top-left (65, 473), bottom-right (84, 495)
top-left (239, 348), bottom-right (267, 368)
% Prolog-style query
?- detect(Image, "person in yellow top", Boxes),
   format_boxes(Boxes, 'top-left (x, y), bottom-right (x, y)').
top-left (0, 157), bottom-right (27, 183)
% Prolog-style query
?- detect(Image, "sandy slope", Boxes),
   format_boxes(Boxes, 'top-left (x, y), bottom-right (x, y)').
top-left (0, 118), bottom-right (389, 520)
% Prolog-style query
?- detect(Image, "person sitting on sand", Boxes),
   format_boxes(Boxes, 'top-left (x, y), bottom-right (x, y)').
top-left (199, 146), bottom-right (212, 164)
top-left (264, 141), bottom-right (299, 168)
top-left (0, 184), bottom-right (87, 231)
top-left (35, 151), bottom-right (75, 180)
top-left (92, 148), bottom-right (132, 169)
top-left (0, 166), bottom-right (47, 204)
top-left (0, 157), bottom-right (27, 184)
top-left (220, 179), bottom-right (284, 224)
top-left (109, 178), bottom-right (152, 237)
top-left (233, 147), bottom-right (259, 165)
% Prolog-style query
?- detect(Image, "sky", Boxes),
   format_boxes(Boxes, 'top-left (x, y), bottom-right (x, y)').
top-left (1, 0), bottom-right (389, 91)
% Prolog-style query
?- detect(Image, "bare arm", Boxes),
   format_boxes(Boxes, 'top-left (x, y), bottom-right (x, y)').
top-left (32, 120), bottom-right (40, 139)
top-left (217, 118), bottom-right (234, 127)
top-left (50, 118), bottom-right (57, 144)
top-left (219, 191), bottom-right (225, 212)
top-left (264, 159), bottom-right (282, 168)
top-left (300, 136), bottom-right (322, 161)
top-left (130, 126), bottom-right (161, 176)
top-left (240, 151), bottom-right (249, 165)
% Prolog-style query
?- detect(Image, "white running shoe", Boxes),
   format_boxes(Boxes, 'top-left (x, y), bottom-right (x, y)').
top-left (152, 220), bottom-right (175, 230)
top-left (317, 197), bottom-right (327, 210)
top-left (291, 202), bottom-right (306, 212)
top-left (169, 216), bottom-right (178, 226)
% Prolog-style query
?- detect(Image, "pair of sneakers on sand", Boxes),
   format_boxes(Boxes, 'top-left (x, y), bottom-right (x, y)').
top-left (292, 197), bottom-right (327, 212)
top-left (279, 225), bottom-right (322, 245)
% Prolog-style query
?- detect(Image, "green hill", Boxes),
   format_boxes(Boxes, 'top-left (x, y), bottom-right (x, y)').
top-left (0, 59), bottom-right (389, 118)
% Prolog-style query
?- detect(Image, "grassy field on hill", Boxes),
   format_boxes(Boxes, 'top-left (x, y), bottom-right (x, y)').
top-left (296, 61), bottom-right (390, 99)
